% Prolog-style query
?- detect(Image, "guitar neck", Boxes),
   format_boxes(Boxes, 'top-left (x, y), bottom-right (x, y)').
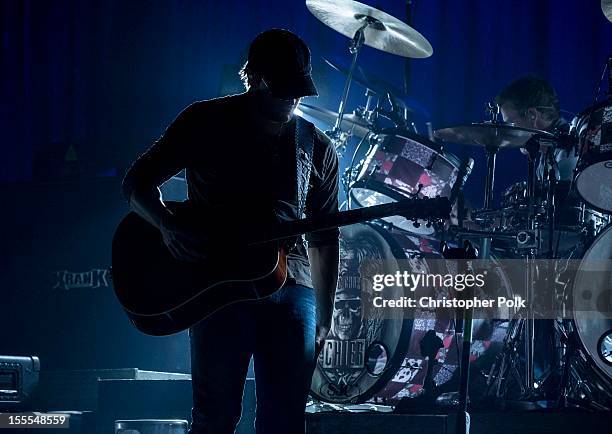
top-left (250, 197), bottom-right (450, 245)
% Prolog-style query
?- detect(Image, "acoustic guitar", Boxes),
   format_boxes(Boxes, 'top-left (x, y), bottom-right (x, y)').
top-left (111, 197), bottom-right (450, 336)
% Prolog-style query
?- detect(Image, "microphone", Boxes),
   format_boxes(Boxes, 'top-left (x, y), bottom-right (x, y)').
top-left (449, 157), bottom-right (474, 205)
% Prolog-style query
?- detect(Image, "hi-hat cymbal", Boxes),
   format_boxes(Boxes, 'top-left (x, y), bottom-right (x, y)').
top-left (296, 103), bottom-right (371, 137)
top-left (306, 0), bottom-right (433, 58)
top-left (324, 56), bottom-right (430, 118)
top-left (603, 0), bottom-right (612, 22)
top-left (434, 123), bottom-right (555, 149)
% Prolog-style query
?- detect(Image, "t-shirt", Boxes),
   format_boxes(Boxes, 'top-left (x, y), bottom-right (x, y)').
top-left (121, 92), bottom-right (340, 288)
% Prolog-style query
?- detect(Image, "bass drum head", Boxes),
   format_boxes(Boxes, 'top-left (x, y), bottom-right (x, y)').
top-left (573, 223), bottom-right (612, 380)
top-left (310, 223), bottom-right (413, 403)
top-left (369, 243), bottom-right (514, 403)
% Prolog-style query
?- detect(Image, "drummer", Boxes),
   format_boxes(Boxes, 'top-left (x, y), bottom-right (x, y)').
top-left (495, 75), bottom-right (577, 181)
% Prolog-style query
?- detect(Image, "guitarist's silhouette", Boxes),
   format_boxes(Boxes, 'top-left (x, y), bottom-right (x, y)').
top-left (118, 29), bottom-right (340, 434)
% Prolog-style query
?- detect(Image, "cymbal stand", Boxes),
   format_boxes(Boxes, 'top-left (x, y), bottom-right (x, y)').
top-left (480, 103), bottom-right (501, 259)
top-left (480, 145), bottom-right (498, 259)
top-left (331, 19), bottom-right (374, 142)
top-left (484, 138), bottom-right (543, 401)
top-left (522, 137), bottom-right (540, 397)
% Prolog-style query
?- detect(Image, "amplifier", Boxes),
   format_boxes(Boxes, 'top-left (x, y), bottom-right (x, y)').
top-left (0, 356), bottom-right (40, 409)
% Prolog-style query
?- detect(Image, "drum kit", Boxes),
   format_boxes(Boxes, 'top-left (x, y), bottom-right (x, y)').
top-left (305, 0), bottom-right (612, 412)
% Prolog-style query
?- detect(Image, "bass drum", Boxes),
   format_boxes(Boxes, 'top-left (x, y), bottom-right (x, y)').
top-left (572, 223), bottom-right (612, 382)
top-left (368, 245), bottom-right (515, 403)
top-left (310, 223), bottom-right (416, 403)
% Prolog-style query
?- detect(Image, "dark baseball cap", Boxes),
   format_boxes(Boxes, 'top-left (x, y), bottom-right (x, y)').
top-left (246, 29), bottom-right (318, 99)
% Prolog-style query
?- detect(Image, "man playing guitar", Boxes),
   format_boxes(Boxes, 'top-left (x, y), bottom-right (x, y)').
top-left (121, 29), bottom-right (340, 434)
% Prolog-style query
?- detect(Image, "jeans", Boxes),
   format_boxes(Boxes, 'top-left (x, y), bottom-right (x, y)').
top-left (188, 283), bottom-right (317, 434)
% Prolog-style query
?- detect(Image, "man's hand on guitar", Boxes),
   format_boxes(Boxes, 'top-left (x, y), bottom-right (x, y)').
top-left (160, 213), bottom-right (209, 262)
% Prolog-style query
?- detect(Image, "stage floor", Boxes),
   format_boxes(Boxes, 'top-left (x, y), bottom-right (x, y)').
top-left (306, 411), bottom-right (612, 434)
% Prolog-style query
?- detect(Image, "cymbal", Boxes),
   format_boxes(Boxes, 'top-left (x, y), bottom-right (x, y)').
top-left (434, 123), bottom-right (555, 149)
top-left (306, 0), bottom-right (433, 58)
top-left (296, 103), bottom-right (371, 137)
top-left (603, 0), bottom-right (612, 22)
top-left (324, 57), bottom-right (430, 118)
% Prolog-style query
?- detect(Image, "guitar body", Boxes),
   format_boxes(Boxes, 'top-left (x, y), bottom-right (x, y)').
top-left (111, 205), bottom-right (287, 336)
top-left (111, 196), bottom-right (450, 337)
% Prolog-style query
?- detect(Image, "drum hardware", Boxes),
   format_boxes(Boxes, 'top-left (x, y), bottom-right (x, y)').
top-left (310, 5), bottom-right (374, 145)
top-left (440, 241), bottom-right (478, 434)
top-left (449, 158), bottom-right (475, 206)
top-left (433, 117), bottom-right (554, 256)
top-left (515, 230), bottom-right (540, 249)
top-left (353, 89), bottom-right (379, 125)
top-left (331, 19), bottom-right (367, 141)
top-left (323, 60), bottom-right (429, 142)
top-left (484, 222), bottom-right (612, 408)
top-left (342, 132), bottom-right (377, 209)
top-left (296, 103), bottom-right (371, 140)
top-left (486, 136), bottom-right (545, 400)
top-left (446, 226), bottom-right (542, 252)
top-left (436, 117), bottom-right (562, 401)
top-left (556, 320), bottom-right (612, 410)
top-left (542, 147), bottom-right (558, 257)
top-left (324, 57), bottom-right (431, 121)
top-left (486, 101), bottom-right (501, 123)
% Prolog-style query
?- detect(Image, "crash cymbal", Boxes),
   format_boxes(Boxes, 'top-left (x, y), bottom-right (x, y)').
top-left (603, 0), bottom-right (612, 22)
top-left (306, 0), bottom-right (433, 58)
top-left (434, 123), bottom-right (555, 149)
top-left (296, 103), bottom-right (371, 137)
top-left (324, 56), bottom-right (430, 118)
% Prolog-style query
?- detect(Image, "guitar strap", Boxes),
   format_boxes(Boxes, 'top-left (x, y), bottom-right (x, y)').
top-left (295, 116), bottom-right (315, 218)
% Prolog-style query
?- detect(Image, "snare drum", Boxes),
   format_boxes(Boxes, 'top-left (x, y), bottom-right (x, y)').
top-left (574, 99), bottom-right (612, 213)
top-left (350, 131), bottom-right (460, 235)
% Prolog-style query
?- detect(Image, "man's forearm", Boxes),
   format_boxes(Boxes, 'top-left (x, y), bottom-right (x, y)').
top-left (308, 244), bottom-right (340, 324)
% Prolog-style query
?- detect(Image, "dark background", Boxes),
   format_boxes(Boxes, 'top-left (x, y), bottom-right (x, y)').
top-left (1, 0), bottom-right (611, 373)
